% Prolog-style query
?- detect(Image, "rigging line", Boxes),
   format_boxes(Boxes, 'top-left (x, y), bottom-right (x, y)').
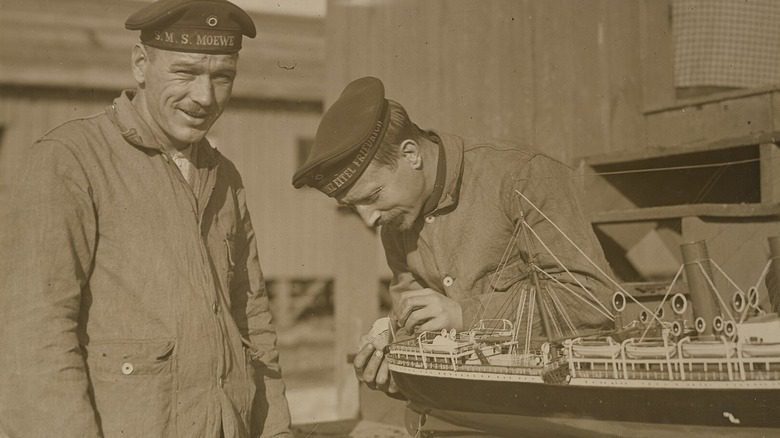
top-left (512, 286), bottom-right (529, 349)
top-left (640, 264), bottom-right (685, 342)
top-left (520, 220), bottom-right (614, 318)
top-left (751, 259), bottom-right (773, 298)
top-left (525, 288), bottom-right (536, 354)
top-left (533, 266), bottom-right (614, 321)
top-left (544, 282), bottom-right (577, 335)
top-left (692, 164), bottom-right (728, 203)
top-left (514, 189), bottom-right (661, 319)
top-left (474, 217), bottom-right (525, 326)
top-left (539, 291), bottom-right (563, 339)
top-left (709, 258), bottom-right (745, 295)
top-left (742, 260), bottom-right (772, 323)
top-left (695, 261), bottom-right (736, 322)
top-left (584, 157), bottom-right (761, 177)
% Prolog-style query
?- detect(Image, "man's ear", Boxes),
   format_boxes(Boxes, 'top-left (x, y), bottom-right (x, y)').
top-left (131, 44), bottom-right (148, 86)
top-left (400, 139), bottom-right (422, 170)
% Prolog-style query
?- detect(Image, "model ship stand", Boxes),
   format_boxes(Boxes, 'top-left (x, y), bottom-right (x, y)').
top-left (387, 229), bottom-right (780, 436)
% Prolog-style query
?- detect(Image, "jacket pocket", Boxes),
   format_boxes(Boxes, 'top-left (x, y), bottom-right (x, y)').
top-left (86, 340), bottom-right (176, 437)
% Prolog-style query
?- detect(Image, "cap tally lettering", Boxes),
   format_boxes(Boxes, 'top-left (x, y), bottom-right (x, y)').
top-left (320, 119), bottom-right (384, 195)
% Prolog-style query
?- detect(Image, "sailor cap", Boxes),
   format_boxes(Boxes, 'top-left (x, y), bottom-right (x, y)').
top-left (125, 0), bottom-right (256, 54)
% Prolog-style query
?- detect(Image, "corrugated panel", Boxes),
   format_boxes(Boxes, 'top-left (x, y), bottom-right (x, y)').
top-left (0, 0), bottom-right (325, 102)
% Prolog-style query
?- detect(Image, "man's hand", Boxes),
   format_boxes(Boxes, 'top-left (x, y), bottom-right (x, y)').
top-left (352, 342), bottom-right (399, 393)
top-left (393, 289), bottom-right (463, 334)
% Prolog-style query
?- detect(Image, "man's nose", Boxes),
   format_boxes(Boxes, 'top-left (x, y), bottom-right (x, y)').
top-left (190, 75), bottom-right (215, 107)
top-left (355, 205), bottom-right (380, 228)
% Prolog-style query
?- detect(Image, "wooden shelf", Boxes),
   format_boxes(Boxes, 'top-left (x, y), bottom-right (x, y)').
top-left (592, 203), bottom-right (780, 224)
top-left (580, 131), bottom-right (780, 167)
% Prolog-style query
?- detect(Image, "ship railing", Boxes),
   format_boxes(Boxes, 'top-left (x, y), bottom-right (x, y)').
top-left (566, 333), bottom-right (780, 381)
top-left (675, 336), bottom-right (743, 380)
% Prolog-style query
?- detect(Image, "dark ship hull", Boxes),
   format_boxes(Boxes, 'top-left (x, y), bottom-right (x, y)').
top-left (394, 370), bottom-right (780, 429)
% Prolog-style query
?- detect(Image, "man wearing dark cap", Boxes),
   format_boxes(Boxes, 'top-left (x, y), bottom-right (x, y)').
top-left (293, 76), bottom-right (615, 394)
top-left (0, 1), bottom-right (291, 436)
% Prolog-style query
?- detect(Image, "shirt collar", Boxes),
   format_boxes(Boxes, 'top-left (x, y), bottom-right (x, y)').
top-left (424, 130), bottom-right (464, 215)
top-left (106, 89), bottom-right (217, 168)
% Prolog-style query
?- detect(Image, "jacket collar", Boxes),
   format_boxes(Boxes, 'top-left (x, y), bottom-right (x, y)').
top-left (105, 89), bottom-right (218, 168)
top-left (426, 131), bottom-right (464, 215)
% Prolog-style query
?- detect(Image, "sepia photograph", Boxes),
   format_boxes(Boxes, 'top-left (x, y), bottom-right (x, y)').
top-left (0, 0), bottom-right (779, 437)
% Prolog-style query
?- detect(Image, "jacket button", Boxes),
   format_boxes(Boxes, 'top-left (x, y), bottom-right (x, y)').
top-left (425, 216), bottom-right (435, 224)
top-left (212, 301), bottom-right (220, 314)
top-left (443, 276), bottom-right (454, 287)
top-left (218, 376), bottom-right (224, 388)
top-left (121, 362), bottom-right (134, 375)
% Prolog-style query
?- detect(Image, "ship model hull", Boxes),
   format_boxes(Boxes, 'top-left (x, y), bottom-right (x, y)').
top-left (393, 369), bottom-right (780, 428)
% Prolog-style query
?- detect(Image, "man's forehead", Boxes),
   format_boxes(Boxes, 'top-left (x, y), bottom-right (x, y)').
top-left (157, 49), bottom-right (238, 68)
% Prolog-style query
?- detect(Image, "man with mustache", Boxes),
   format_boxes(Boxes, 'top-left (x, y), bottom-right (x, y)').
top-left (0, 0), bottom-right (291, 436)
top-left (292, 76), bottom-right (614, 394)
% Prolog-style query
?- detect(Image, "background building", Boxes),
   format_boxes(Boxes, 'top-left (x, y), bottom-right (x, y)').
top-left (2, 0), bottom-right (779, 433)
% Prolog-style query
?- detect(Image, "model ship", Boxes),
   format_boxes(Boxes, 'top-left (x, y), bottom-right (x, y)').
top-left (385, 191), bottom-right (780, 435)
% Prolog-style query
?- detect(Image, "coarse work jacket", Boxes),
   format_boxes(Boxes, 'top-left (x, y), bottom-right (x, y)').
top-left (0, 91), bottom-right (291, 437)
top-left (382, 132), bottom-right (615, 337)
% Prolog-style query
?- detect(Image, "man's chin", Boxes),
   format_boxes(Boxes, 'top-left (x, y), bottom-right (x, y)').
top-left (393, 216), bottom-right (416, 231)
top-left (171, 128), bottom-right (208, 146)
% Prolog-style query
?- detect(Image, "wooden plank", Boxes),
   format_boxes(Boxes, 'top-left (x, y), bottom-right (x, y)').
top-left (591, 203), bottom-right (780, 224)
top-left (569, 0), bottom-right (610, 157)
top-left (761, 143), bottom-right (780, 203)
top-left (645, 92), bottom-right (775, 149)
top-left (332, 211), bottom-right (380, 420)
top-left (581, 133), bottom-right (776, 166)
top-left (531, 0), bottom-right (576, 162)
top-left (604, 0), bottom-right (645, 153)
top-left (638, 0), bottom-right (675, 111)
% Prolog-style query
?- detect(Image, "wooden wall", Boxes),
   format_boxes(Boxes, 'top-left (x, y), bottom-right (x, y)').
top-left (325, 0), bottom-right (645, 164)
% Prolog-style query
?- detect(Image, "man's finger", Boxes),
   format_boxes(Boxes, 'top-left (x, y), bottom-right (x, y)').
top-left (418, 316), bottom-right (445, 333)
top-left (396, 295), bottom-right (435, 327)
top-left (361, 350), bottom-right (385, 384)
top-left (388, 374), bottom-right (399, 394)
top-left (375, 355), bottom-right (390, 387)
top-left (403, 306), bottom-right (435, 333)
top-left (353, 343), bottom-right (375, 376)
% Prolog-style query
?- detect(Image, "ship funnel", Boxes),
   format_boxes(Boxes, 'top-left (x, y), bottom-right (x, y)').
top-left (767, 236), bottom-right (780, 314)
top-left (681, 241), bottom-right (721, 336)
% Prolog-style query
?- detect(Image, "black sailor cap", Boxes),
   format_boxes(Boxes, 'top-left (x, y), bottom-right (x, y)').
top-left (292, 76), bottom-right (391, 197)
top-left (125, 0), bottom-right (256, 54)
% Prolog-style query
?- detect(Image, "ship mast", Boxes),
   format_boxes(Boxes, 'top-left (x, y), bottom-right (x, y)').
top-left (517, 207), bottom-right (556, 346)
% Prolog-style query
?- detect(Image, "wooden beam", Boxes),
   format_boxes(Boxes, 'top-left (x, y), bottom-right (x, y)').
top-left (332, 210), bottom-right (379, 420)
top-left (760, 143), bottom-right (780, 204)
top-left (638, 0), bottom-right (675, 111)
top-left (591, 203), bottom-right (780, 224)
